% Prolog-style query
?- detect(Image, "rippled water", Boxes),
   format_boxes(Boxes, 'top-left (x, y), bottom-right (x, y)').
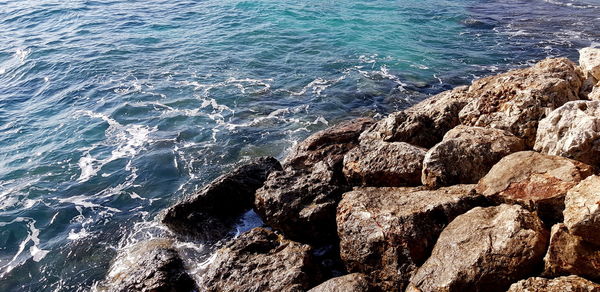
top-left (0, 0), bottom-right (598, 290)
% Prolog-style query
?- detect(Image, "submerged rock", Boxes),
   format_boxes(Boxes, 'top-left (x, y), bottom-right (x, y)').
top-left (507, 275), bottom-right (600, 292)
top-left (343, 140), bottom-right (426, 187)
top-left (161, 157), bottom-right (281, 241)
top-left (308, 273), bottom-right (373, 292)
top-left (337, 185), bottom-right (483, 291)
top-left (564, 175), bottom-right (600, 245)
top-left (580, 47), bottom-right (600, 80)
top-left (534, 100), bottom-right (600, 166)
top-left (422, 125), bottom-right (525, 188)
top-left (476, 151), bottom-right (594, 224)
top-left (199, 227), bottom-right (318, 292)
top-left (543, 223), bottom-right (600, 281)
top-left (408, 204), bottom-right (548, 292)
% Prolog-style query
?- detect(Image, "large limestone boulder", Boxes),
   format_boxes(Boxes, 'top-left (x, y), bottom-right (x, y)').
top-left (564, 176), bottom-right (600, 245)
top-left (337, 185), bottom-right (483, 291)
top-left (476, 151), bottom-right (594, 224)
top-left (422, 125), bottom-right (525, 188)
top-left (162, 157), bottom-right (281, 240)
top-left (308, 273), bottom-right (373, 292)
top-left (534, 100), bottom-right (600, 166)
top-left (360, 86), bottom-right (471, 148)
top-left (99, 239), bottom-right (197, 292)
top-left (507, 275), bottom-right (600, 292)
top-left (255, 162), bottom-right (348, 243)
top-left (543, 223), bottom-right (600, 281)
top-left (199, 228), bottom-right (318, 292)
top-left (580, 47), bottom-right (600, 80)
top-left (459, 58), bottom-right (582, 147)
top-left (342, 140), bottom-right (426, 187)
top-left (408, 204), bottom-right (548, 292)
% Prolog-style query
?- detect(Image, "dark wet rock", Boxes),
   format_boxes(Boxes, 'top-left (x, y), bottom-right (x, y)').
top-left (476, 151), bottom-right (594, 224)
top-left (308, 273), bottom-right (373, 292)
top-left (343, 140), bottom-right (426, 187)
top-left (408, 204), bottom-right (548, 292)
top-left (543, 223), bottom-right (600, 281)
top-left (507, 275), bottom-right (600, 292)
top-left (564, 175), bottom-right (600, 246)
top-left (162, 157), bottom-right (282, 240)
top-left (336, 185), bottom-right (483, 291)
top-left (199, 227), bottom-right (318, 292)
top-left (422, 125), bottom-right (525, 188)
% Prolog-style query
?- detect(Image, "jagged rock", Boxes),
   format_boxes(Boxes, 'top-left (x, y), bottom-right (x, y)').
top-left (162, 157), bottom-right (282, 240)
top-left (408, 204), bottom-right (548, 292)
top-left (564, 176), bottom-right (600, 245)
top-left (476, 151), bottom-right (594, 224)
top-left (255, 162), bottom-right (348, 243)
top-left (360, 86), bottom-right (470, 148)
top-left (100, 239), bottom-right (196, 292)
top-left (422, 125), bottom-right (525, 188)
top-left (543, 223), bottom-right (600, 281)
top-left (589, 85), bottom-right (600, 101)
top-left (534, 101), bottom-right (600, 166)
top-left (284, 118), bottom-right (374, 172)
top-left (337, 185), bottom-right (483, 291)
top-left (199, 228), bottom-right (318, 292)
top-left (580, 47), bottom-right (600, 80)
top-left (308, 273), bottom-right (373, 292)
top-left (343, 140), bottom-right (426, 187)
top-left (459, 58), bottom-right (582, 147)
top-left (507, 275), bottom-right (600, 292)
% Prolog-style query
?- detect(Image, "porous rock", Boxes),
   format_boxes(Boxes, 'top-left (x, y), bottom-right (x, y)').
top-left (543, 223), bottom-right (600, 281)
top-left (580, 47), bottom-right (600, 80)
top-left (308, 273), bottom-right (372, 292)
top-left (507, 275), bottom-right (600, 292)
top-left (408, 204), bottom-right (548, 292)
top-left (564, 175), bottom-right (600, 245)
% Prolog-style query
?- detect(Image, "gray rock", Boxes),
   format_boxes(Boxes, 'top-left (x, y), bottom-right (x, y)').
top-left (308, 273), bottom-right (373, 292)
top-left (580, 47), bottom-right (600, 80)
top-left (564, 175), bottom-right (600, 245)
top-left (408, 204), bottom-right (548, 292)
top-left (422, 125), bottom-right (525, 188)
top-left (507, 275), bottom-right (600, 292)
top-left (543, 223), bottom-right (600, 281)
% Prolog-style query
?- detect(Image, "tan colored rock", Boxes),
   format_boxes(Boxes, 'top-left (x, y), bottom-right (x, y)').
top-left (534, 101), bottom-right (600, 166)
top-left (564, 176), bottom-right (600, 245)
top-left (580, 47), bottom-right (600, 80)
top-left (308, 273), bottom-right (372, 292)
top-left (590, 85), bottom-right (600, 101)
top-left (422, 125), bottom-right (525, 188)
top-left (343, 140), bottom-right (426, 187)
top-left (459, 58), bottom-right (582, 147)
top-left (543, 223), bottom-right (600, 281)
top-left (408, 204), bottom-right (548, 292)
top-left (337, 185), bottom-right (483, 291)
top-left (507, 275), bottom-right (600, 292)
top-left (476, 151), bottom-right (594, 224)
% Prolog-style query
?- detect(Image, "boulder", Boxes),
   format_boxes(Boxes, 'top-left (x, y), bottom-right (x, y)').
top-left (507, 275), bottom-right (600, 292)
top-left (284, 118), bottom-right (374, 173)
top-left (543, 223), bottom-right (600, 281)
top-left (100, 239), bottom-right (196, 292)
top-left (255, 162), bottom-right (348, 243)
top-left (162, 157), bottom-right (282, 240)
top-left (408, 204), bottom-right (548, 292)
top-left (337, 185), bottom-right (483, 291)
top-left (534, 100), bottom-right (600, 166)
top-left (564, 175), bottom-right (600, 245)
top-left (359, 86), bottom-right (471, 148)
top-left (459, 58), bottom-right (582, 147)
top-left (589, 85), bottom-right (600, 101)
top-left (422, 125), bottom-right (525, 188)
top-left (343, 140), bottom-right (426, 187)
top-left (199, 227), bottom-right (318, 292)
top-left (580, 47), bottom-right (600, 80)
top-left (308, 273), bottom-right (373, 292)
top-left (476, 151), bottom-right (594, 224)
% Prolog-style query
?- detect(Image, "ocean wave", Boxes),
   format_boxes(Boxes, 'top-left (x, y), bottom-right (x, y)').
top-left (0, 217), bottom-right (48, 277)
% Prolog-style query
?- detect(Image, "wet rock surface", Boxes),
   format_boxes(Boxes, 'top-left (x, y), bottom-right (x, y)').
top-left (507, 275), bottom-right (600, 292)
top-left (543, 223), bottom-right (600, 281)
top-left (337, 185), bottom-right (483, 291)
top-left (564, 175), bottom-right (600, 245)
top-left (307, 273), bottom-right (373, 292)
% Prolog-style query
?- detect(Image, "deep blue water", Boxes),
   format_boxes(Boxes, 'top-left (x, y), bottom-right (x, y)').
top-left (0, 0), bottom-right (598, 290)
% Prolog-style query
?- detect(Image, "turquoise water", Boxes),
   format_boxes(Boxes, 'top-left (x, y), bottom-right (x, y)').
top-left (0, 0), bottom-right (598, 290)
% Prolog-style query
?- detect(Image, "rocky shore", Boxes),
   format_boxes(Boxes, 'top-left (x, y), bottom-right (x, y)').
top-left (97, 48), bottom-right (600, 292)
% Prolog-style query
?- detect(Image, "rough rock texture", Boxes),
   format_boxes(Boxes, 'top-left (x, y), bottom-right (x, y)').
top-left (307, 273), bottom-right (373, 292)
top-left (408, 204), bottom-right (548, 292)
top-left (337, 185), bottom-right (484, 291)
top-left (255, 162), bottom-right (348, 243)
top-left (284, 118), bottom-right (374, 173)
top-left (543, 223), bottom-right (600, 281)
top-left (564, 176), bottom-right (600, 245)
top-left (589, 85), bottom-right (600, 101)
top-left (507, 275), bottom-right (600, 292)
top-left (199, 228), bottom-right (318, 292)
top-left (534, 101), bottom-right (600, 166)
top-left (162, 157), bottom-right (282, 240)
top-left (580, 47), bottom-right (600, 80)
top-left (343, 140), bottom-right (426, 187)
top-left (360, 86), bottom-right (471, 148)
top-left (476, 151), bottom-right (594, 224)
top-left (100, 239), bottom-right (196, 292)
top-left (459, 58), bottom-right (582, 147)
top-left (422, 125), bottom-right (526, 188)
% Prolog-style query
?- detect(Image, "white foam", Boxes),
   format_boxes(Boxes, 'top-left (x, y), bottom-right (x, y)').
top-left (0, 218), bottom-right (49, 277)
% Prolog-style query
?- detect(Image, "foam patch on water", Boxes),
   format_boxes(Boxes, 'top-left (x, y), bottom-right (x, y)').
top-left (0, 217), bottom-right (49, 277)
